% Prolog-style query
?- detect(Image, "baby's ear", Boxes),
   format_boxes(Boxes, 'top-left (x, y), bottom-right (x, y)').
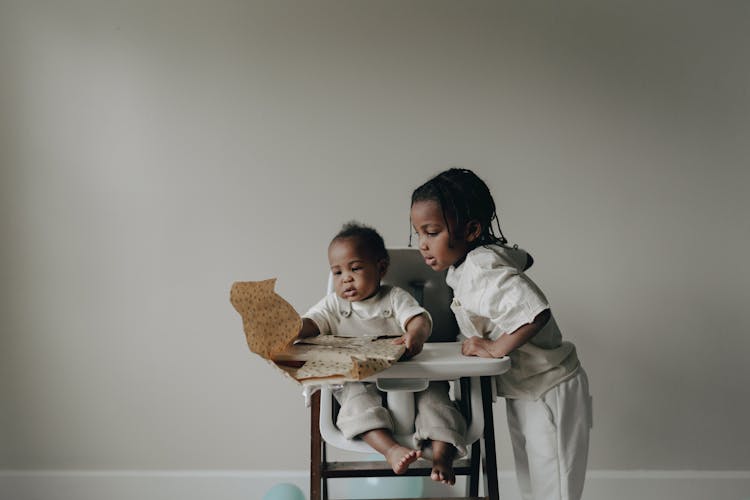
top-left (465, 220), bottom-right (482, 243)
top-left (377, 258), bottom-right (389, 277)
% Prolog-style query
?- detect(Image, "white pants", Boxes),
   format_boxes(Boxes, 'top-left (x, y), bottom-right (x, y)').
top-left (335, 381), bottom-right (466, 455)
top-left (506, 368), bottom-right (592, 500)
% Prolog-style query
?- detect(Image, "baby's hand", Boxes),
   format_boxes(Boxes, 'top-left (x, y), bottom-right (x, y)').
top-left (392, 334), bottom-right (425, 359)
top-left (297, 318), bottom-right (321, 341)
top-left (397, 312), bottom-right (430, 359)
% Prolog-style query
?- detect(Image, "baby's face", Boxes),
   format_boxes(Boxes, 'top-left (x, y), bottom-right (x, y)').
top-left (328, 237), bottom-right (385, 302)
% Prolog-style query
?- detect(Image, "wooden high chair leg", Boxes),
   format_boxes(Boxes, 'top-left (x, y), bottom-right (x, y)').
top-left (467, 440), bottom-right (481, 497)
top-left (481, 376), bottom-right (500, 500)
top-left (310, 390), bottom-right (323, 500)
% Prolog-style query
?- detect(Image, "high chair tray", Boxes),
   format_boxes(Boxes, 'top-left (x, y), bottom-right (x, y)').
top-left (363, 341), bottom-right (510, 382)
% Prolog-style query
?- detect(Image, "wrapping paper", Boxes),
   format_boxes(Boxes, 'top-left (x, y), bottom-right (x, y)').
top-left (230, 279), bottom-right (405, 384)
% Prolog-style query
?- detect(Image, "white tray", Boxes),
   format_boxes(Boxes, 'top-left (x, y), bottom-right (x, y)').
top-left (365, 341), bottom-right (510, 382)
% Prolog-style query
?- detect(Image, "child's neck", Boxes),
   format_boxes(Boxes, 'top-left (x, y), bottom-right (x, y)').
top-left (353, 284), bottom-right (381, 302)
top-left (455, 241), bottom-right (488, 267)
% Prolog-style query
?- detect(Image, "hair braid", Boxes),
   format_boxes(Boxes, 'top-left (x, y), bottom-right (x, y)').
top-left (410, 168), bottom-right (507, 247)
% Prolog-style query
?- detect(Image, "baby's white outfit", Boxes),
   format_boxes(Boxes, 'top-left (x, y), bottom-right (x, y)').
top-left (446, 245), bottom-right (592, 500)
top-left (304, 285), bottom-right (467, 455)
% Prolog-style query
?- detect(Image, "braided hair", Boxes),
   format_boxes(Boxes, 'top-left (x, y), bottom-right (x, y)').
top-left (410, 168), bottom-right (507, 248)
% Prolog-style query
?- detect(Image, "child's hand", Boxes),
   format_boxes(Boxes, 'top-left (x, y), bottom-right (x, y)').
top-left (462, 311), bottom-right (550, 359)
top-left (392, 333), bottom-right (425, 359)
top-left (461, 337), bottom-right (497, 358)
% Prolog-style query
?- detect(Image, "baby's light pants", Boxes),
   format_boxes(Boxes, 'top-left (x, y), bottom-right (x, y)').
top-left (335, 380), bottom-right (466, 456)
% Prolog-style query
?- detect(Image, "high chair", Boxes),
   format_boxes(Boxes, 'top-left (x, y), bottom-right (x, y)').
top-left (309, 248), bottom-right (511, 500)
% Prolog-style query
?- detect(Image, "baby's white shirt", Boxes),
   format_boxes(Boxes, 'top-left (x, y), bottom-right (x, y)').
top-left (303, 285), bottom-right (431, 336)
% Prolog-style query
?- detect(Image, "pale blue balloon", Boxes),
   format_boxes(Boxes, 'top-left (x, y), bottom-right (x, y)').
top-left (262, 482), bottom-right (306, 500)
top-left (345, 475), bottom-right (424, 499)
top-left (343, 454), bottom-right (425, 499)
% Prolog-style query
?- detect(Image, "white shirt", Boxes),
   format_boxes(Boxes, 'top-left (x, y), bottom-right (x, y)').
top-left (447, 245), bottom-right (580, 399)
top-left (303, 285), bottom-right (431, 337)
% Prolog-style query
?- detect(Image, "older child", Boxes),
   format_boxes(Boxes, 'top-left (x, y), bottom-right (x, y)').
top-left (410, 169), bottom-right (592, 500)
top-left (298, 222), bottom-right (466, 484)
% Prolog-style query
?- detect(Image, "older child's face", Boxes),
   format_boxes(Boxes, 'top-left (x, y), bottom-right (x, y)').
top-left (328, 237), bottom-right (386, 302)
top-left (411, 200), bottom-right (471, 271)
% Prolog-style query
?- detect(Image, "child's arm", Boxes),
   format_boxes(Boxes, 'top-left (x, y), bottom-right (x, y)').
top-left (297, 318), bottom-right (321, 339)
top-left (393, 312), bottom-right (431, 359)
top-left (461, 309), bottom-right (550, 359)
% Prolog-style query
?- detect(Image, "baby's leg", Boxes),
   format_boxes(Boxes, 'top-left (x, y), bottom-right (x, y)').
top-left (335, 383), bottom-right (420, 474)
top-left (430, 440), bottom-right (457, 485)
top-left (361, 429), bottom-right (421, 474)
top-left (414, 381), bottom-right (467, 484)
top-left (335, 382), bottom-right (393, 439)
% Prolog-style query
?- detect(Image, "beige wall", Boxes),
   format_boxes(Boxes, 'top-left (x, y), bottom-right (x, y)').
top-left (1, 0), bottom-right (748, 473)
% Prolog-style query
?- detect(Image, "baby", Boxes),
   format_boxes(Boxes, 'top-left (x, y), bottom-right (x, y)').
top-left (297, 221), bottom-right (466, 484)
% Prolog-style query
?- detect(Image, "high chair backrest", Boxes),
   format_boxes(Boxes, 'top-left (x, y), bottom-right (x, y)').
top-left (381, 247), bottom-right (459, 343)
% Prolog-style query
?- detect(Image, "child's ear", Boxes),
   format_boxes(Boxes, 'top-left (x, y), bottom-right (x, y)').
top-left (377, 258), bottom-right (389, 277)
top-left (465, 220), bottom-right (482, 243)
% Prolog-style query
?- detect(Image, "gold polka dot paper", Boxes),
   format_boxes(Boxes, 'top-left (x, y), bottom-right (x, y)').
top-left (230, 279), bottom-right (302, 359)
top-left (230, 280), bottom-right (406, 384)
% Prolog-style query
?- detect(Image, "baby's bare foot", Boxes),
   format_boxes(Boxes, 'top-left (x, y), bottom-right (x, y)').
top-left (430, 458), bottom-right (456, 485)
top-left (430, 441), bottom-right (457, 485)
top-left (385, 445), bottom-right (421, 474)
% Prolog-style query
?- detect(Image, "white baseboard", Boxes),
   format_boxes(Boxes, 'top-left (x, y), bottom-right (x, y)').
top-left (1, 469), bottom-right (749, 500)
